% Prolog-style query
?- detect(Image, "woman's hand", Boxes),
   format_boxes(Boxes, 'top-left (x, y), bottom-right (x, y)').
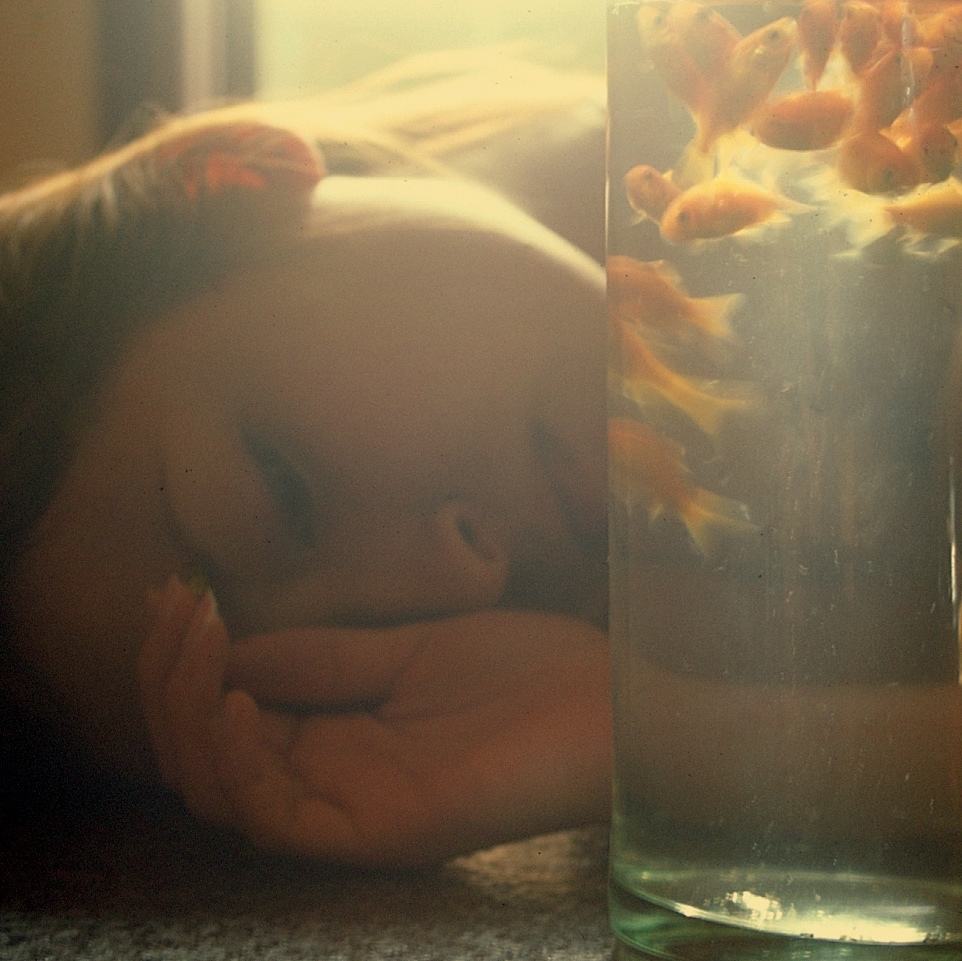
top-left (138, 576), bottom-right (610, 866)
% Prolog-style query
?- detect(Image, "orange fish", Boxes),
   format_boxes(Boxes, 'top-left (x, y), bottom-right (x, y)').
top-left (608, 417), bottom-right (754, 555)
top-left (854, 45), bottom-right (933, 130)
top-left (798, 0), bottom-right (839, 89)
top-left (624, 164), bottom-right (682, 221)
top-left (916, 3), bottom-right (962, 72)
top-left (659, 176), bottom-right (807, 243)
top-left (917, 2), bottom-right (962, 45)
top-left (673, 0), bottom-right (742, 81)
top-left (883, 177), bottom-right (962, 238)
top-left (839, 1), bottom-right (884, 74)
top-left (608, 255), bottom-right (741, 341)
top-left (880, 0), bottom-right (919, 47)
top-left (637, 4), bottom-right (710, 118)
top-left (698, 17), bottom-right (798, 150)
top-left (901, 122), bottom-right (959, 182)
top-left (612, 315), bottom-right (750, 435)
top-left (837, 129), bottom-right (919, 192)
top-left (894, 67), bottom-right (962, 134)
top-left (751, 89), bottom-right (854, 150)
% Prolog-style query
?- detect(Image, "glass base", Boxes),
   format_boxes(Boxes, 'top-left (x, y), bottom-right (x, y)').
top-left (610, 876), bottom-right (962, 961)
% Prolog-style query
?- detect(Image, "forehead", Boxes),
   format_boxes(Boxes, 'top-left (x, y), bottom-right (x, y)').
top-left (194, 227), bottom-right (550, 378)
top-left (187, 176), bottom-right (604, 368)
top-left (150, 224), bottom-right (568, 467)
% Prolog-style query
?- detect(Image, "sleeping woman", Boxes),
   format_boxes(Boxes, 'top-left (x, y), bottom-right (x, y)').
top-left (0, 54), bottom-right (611, 865)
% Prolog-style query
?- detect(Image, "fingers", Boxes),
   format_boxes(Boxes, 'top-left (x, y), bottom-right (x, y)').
top-left (225, 609), bottom-right (606, 714)
top-left (215, 640), bottom-right (612, 867)
top-left (139, 576), bottom-right (234, 824)
top-left (215, 690), bottom-right (318, 851)
top-left (141, 593), bottom-right (462, 863)
top-left (141, 586), bottom-right (612, 866)
top-left (215, 704), bottom-right (411, 864)
top-left (162, 589), bottom-right (234, 824)
top-left (224, 621), bottom-right (432, 708)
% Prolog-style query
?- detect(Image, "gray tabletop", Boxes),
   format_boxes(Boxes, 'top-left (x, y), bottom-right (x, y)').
top-left (0, 793), bottom-right (614, 960)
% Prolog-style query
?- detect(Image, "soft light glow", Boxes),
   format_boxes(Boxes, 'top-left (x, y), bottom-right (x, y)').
top-left (254, 0), bottom-right (603, 97)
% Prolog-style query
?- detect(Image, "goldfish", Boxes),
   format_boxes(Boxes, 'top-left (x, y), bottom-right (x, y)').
top-left (893, 68), bottom-right (962, 135)
top-left (697, 17), bottom-right (798, 151)
top-left (916, 3), bottom-right (962, 72)
top-left (607, 255), bottom-right (741, 341)
top-left (880, 0), bottom-right (919, 47)
top-left (837, 129), bottom-right (919, 192)
top-left (883, 177), bottom-right (962, 239)
top-left (637, 4), bottom-right (710, 118)
top-left (839, 0), bottom-right (884, 74)
top-left (901, 122), bottom-right (959, 182)
top-left (612, 315), bottom-right (751, 435)
top-left (917, 2), bottom-right (962, 45)
top-left (798, 0), bottom-right (840, 89)
top-left (854, 45), bottom-right (933, 130)
top-left (659, 175), bottom-right (809, 243)
top-left (672, 0), bottom-right (742, 81)
top-left (624, 164), bottom-right (681, 221)
top-left (751, 89), bottom-right (854, 150)
top-left (608, 417), bottom-right (754, 555)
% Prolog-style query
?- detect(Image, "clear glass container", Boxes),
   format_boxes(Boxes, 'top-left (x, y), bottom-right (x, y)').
top-left (607, 0), bottom-right (962, 956)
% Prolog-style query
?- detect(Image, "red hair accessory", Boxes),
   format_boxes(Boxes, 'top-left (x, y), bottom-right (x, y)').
top-left (158, 121), bottom-right (325, 204)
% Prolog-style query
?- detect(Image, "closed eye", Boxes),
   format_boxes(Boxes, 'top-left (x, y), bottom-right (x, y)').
top-left (241, 428), bottom-right (318, 550)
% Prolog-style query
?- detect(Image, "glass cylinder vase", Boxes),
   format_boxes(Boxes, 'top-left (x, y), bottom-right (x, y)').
top-left (607, 0), bottom-right (962, 956)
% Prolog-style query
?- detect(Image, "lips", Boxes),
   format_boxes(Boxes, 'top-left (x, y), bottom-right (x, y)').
top-left (530, 420), bottom-right (607, 565)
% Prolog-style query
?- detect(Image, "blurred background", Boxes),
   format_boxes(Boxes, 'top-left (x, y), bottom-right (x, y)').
top-left (0, 0), bottom-right (604, 185)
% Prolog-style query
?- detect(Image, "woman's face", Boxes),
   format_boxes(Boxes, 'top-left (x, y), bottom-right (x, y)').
top-left (8, 181), bottom-right (607, 766)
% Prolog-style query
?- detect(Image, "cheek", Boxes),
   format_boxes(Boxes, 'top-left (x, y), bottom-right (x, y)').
top-left (3, 378), bottom-right (183, 763)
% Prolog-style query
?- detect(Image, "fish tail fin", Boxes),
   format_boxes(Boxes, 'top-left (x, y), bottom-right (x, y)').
top-left (803, 166), bottom-right (894, 251)
top-left (690, 292), bottom-right (743, 340)
top-left (733, 213), bottom-right (792, 243)
top-left (683, 488), bottom-right (756, 556)
top-left (672, 137), bottom-right (715, 189)
top-left (903, 235), bottom-right (962, 258)
top-left (842, 198), bottom-right (894, 251)
top-left (781, 195), bottom-right (819, 216)
top-left (755, 169), bottom-right (818, 216)
top-left (675, 380), bottom-right (759, 437)
top-left (713, 130), bottom-right (760, 174)
top-left (609, 467), bottom-right (647, 515)
top-left (621, 374), bottom-right (757, 437)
